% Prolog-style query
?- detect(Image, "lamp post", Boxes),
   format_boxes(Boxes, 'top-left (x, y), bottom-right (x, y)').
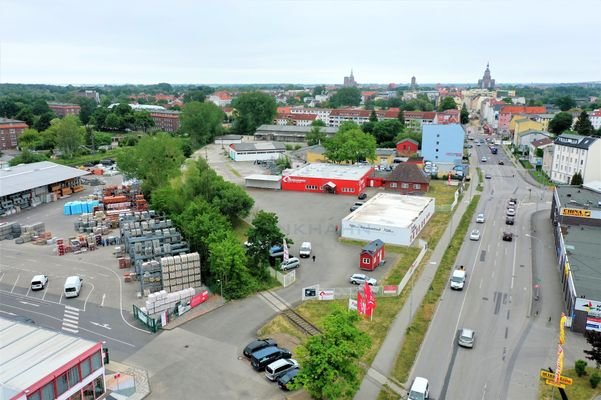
top-left (217, 279), bottom-right (223, 298)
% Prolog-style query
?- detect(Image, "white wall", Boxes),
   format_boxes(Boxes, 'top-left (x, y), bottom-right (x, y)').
top-left (229, 149), bottom-right (285, 162)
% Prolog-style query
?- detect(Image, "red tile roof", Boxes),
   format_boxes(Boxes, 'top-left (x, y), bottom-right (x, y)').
top-left (277, 113), bottom-right (317, 121)
top-left (404, 111), bottom-right (436, 120)
top-left (500, 106), bottom-right (546, 114)
top-left (329, 109), bottom-right (371, 117)
top-left (213, 91), bottom-right (232, 101)
top-left (277, 106), bottom-right (292, 114)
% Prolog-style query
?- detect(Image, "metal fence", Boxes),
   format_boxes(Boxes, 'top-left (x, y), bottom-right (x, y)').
top-left (132, 304), bottom-right (160, 333)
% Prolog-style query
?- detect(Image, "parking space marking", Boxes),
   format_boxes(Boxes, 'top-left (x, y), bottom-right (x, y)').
top-left (101, 293), bottom-right (106, 307)
top-left (82, 282), bottom-right (94, 312)
top-left (10, 274), bottom-right (20, 293)
top-left (0, 288), bottom-right (62, 306)
top-left (42, 284), bottom-right (49, 300)
top-left (0, 273), bottom-right (4, 283)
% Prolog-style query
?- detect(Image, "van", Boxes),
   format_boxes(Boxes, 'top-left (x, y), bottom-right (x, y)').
top-left (64, 276), bottom-right (82, 298)
top-left (265, 358), bottom-right (298, 381)
top-left (250, 346), bottom-right (292, 371)
top-left (408, 376), bottom-right (429, 400)
top-left (450, 269), bottom-right (466, 290)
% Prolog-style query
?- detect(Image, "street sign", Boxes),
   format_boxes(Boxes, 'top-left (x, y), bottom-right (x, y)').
top-left (540, 370), bottom-right (573, 385)
top-left (545, 379), bottom-right (566, 389)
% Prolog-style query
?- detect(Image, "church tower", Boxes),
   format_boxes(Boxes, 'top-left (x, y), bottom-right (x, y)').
top-left (477, 63), bottom-right (496, 90)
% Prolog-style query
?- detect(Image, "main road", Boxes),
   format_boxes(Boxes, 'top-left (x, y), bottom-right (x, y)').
top-left (409, 131), bottom-right (553, 399)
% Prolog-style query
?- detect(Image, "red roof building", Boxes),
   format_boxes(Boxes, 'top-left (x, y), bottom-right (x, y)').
top-left (498, 106), bottom-right (547, 132)
top-left (383, 163), bottom-right (430, 194)
top-left (48, 103), bottom-right (81, 117)
top-left (274, 113), bottom-right (317, 127)
top-left (360, 239), bottom-right (385, 271)
top-left (396, 138), bottom-right (419, 155)
top-left (0, 118), bottom-right (28, 150)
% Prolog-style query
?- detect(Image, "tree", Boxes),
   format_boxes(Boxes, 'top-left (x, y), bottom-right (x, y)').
top-left (132, 110), bottom-right (155, 132)
top-left (73, 97), bottom-right (97, 125)
top-left (369, 110), bottom-right (378, 122)
top-left (574, 111), bottom-right (594, 136)
top-left (208, 233), bottom-right (256, 299)
top-left (329, 87), bottom-right (361, 108)
top-left (438, 96), bottom-right (457, 111)
top-left (246, 211), bottom-right (286, 272)
top-left (50, 115), bottom-right (84, 158)
top-left (231, 91), bottom-right (277, 134)
top-left (183, 86), bottom-right (214, 103)
top-left (117, 133), bottom-right (185, 194)
top-left (502, 97), bottom-right (513, 104)
top-left (372, 119), bottom-right (402, 146)
top-left (312, 85), bottom-right (326, 97)
top-left (210, 180), bottom-right (255, 221)
top-left (94, 132), bottom-right (113, 147)
top-left (33, 112), bottom-right (55, 132)
top-left (584, 330), bottom-right (601, 368)
top-left (323, 127), bottom-right (377, 164)
top-left (554, 95), bottom-right (576, 111)
top-left (338, 121), bottom-right (360, 133)
top-left (17, 128), bottom-right (45, 150)
top-left (460, 104), bottom-right (469, 124)
top-left (398, 110), bottom-right (405, 126)
top-left (548, 112), bottom-right (573, 134)
top-left (570, 171), bottom-right (583, 185)
top-left (311, 119), bottom-right (326, 127)
top-left (104, 113), bottom-right (122, 130)
top-left (9, 149), bottom-right (48, 166)
top-left (15, 106), bottom-right (34, 126)
top-left (179, 101), bottom-right (224, 147)
top-left (307, 126), bottom-right (327, 146)
top-left (31, 98), bottom-right (51, 115)
top-left (292, 307), bottom-right (371, 399)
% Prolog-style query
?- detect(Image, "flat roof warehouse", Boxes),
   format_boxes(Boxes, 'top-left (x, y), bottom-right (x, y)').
top-left (285, 163), bottom-right (373, 181)
top-left (346, 192), bottom-right (434, 229)
top-left (0, 161), bottom-right (89, 197)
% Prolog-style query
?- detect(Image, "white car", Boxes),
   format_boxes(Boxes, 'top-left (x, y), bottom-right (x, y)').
top-left (469, 229), bottom-right (481, 241)
top-left (506, 208), bottom-right (516, 216)
top-left (299, 242), bottom-right (312, 258)
top-left (31, 275), bottom-right (48, 290)
top-left (458, 328), bottom-right (475, 348)
top-left (349, 273), bottom-right (377, 286)
top-left (481, 156), bottom-right (487, 162)
top-left (476, 213), bottom-right (485, 223)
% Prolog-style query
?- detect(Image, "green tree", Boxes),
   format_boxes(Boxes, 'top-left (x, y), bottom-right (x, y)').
top-left (33, 111), bottom-right (55, 131)
top-left (554, 95), bottom-right (576, 111)
top-left (211, 180), bottom-right (255, 221)
top-left (15, 106), bottom-right (34, 126)
top-left (329, 87), bottom-right (361, 107)
top-left (17, 128), bottom-right (45, 150)
top-left (460, 104), bottom-right (469, 124)
top-left (573, 111), bottom-right (594, 136)
top-left (94, 132), bottom-right (113, 147)
top-left (338, 121), bottom-right (360, 133)
top-left (575, 360), bottom-right (588, 377)
top-left (570, 171), bottom-right (583, 186)
top-left (311, 119), bottom-right (326, 127)
top-left (502, 97), bottom-right (513, 104)
top-left (73, 97), bottom-right (97, 125)
top-left (179, 101), bottom-right (224, 147)
top-left (208, 233), bottom-right (256, 299)
top-left (369, 110), bottom-right (378, 122)
top-left (307, 126), bottom-right (326, 146)
top-left (117, 133), bottom-right (185, 194)
top-left (584, 328), bottom-right (601, 368)
top-left (9, 149), bottom-right (49, 166)
top-left (398, 110), bottom-right (405, 126)
top-left (132, 111), bottom-right (155, 132)
top-left (232, 91), bottom-right (277, 134)
top-left (31, 98), bottom-right (51, 115)
top-left (293, 307), bottom-right (371, 399)
top-left (439, 96), bottom-right (457, 111)
top-left (183, 86), bottom-right (214, 103)
top-left (50, 115), bottom-right (85, 158)
top-left (104, 113), bottom-right (122, 130)
top-left (323, 127), bottom-right (377, 163)
top-left (373, 119), bottom-right (402, 146)
top-left (548, 112), bottom-right (573, 134)
top-left (246, 211), bottom-right (286, 273)
top-left (89, 107), bottom-right (110, 129)
top-left (312, 85), bottom-right (326, 97)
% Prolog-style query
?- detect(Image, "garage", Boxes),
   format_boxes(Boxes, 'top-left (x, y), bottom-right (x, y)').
top-left (245, 174), bottom-right (282, 190)
top-left (214, 134), bottom-right (243, 145)
top-left (229, 142), bottom-right (286, 162)
top-left (341, 192), bottom-right (435, 246)
top-left (281, 163), bottom-right (373, 196)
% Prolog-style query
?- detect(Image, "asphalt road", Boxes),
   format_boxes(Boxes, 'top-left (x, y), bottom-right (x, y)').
top-left (409, 132), bottom-right (554, 399)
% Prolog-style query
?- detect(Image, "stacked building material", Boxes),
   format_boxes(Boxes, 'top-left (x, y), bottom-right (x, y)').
top-left (73, 212), bottom-right (112, 234)
top-left (0, 222), bottom-right (21, 241)
top-left (141, 288), bottom-right (196, 317)
top-left (160, 253), bottom-right (202, 293)
top-left (64, 200), bottom-right (101, 215)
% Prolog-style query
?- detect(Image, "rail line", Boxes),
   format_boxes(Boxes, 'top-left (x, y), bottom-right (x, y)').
top-left (258, 290), bottom-right (321, 336)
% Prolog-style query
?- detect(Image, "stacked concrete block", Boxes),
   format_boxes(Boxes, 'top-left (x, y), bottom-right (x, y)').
top-left (141, 287), bottom-right (195, 317)
top-left (0, 222), bottom-right (21, 241)
top-left (160, 252), bottom-right (202, 293)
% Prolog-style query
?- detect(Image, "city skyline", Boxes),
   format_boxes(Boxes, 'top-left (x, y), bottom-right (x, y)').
top-left (1, 0), bottom-right (600, 85)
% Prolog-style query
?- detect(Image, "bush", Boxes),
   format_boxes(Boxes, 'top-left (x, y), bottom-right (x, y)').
top-left (294, 144), bottom-right (302, 150)
top-left (590, 372), bottom-right (600, 389)
top-left (575, 359), bottom-right (588, 377)
top-left (285, 144), bottom-right (294, 151)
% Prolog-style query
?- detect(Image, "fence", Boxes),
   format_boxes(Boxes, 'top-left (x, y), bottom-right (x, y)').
top-left (396, 239), bottom-right (428, 295)
top-left (269, 267), bottom-right (296, 287)
top-left (132, 304), bottom-right (160, 333)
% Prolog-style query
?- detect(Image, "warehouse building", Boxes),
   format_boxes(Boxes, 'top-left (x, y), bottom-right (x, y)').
top-left (0, 161), bottom-right (89, 217)
top-left (228, 142), bottom-right (286, 162)
top-left (341, 192), bottom-right (435, 246)
top-left (214, 135), bottom-right (243, 146)
top-left (281, 163), bottom-right (373, 195)
top-left (0, 317), bottom-right (106, 400)
top-left (244, 174), bottom-right (282, 190)
top-left (254, 124), bottom-right (337, 143)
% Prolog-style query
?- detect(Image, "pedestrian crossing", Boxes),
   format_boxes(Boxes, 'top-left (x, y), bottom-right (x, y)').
top-left (62, 305), bottom-right (80, 334)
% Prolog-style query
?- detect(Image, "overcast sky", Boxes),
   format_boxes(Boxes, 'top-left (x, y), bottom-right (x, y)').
top-left (1, 0), bottom-right (600, 85)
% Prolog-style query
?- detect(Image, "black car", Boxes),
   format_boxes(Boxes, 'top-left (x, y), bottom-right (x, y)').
top-left (250, 346), bottom-right (292, 371)
top-left (498, 161), bottom-right (504, 165)
top-left (277, 367), bottom-right (300, 390)
top-left (358, 193), bottom-right (367, 200)
top-left (502, 232), bottom-right (513, 241)
top-left (243, 338), bottom-right (277, 358)
top-left (506, 216), bottom-right (515, 225)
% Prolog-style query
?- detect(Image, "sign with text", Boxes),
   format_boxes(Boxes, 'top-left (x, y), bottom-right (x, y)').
top-left (190, 290), bottom-right (209, 308)
top-left (539, 370), bottom-right (573, 385)
top-left (348, 298), bottom-right (357, 311)
top-left (561, 208), bottom-right (591, 218)
top-left (318, 289), bottom-right (335, 300)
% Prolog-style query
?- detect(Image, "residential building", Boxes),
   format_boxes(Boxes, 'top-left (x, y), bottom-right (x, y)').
top-left (328, 109), bottom-right (371, 127)
top-left (528, 137), bottom-right (554, 170)
top-left (421, 124), bottom-right (465, 165)
top-left (48, 102), bottom-right (81, 117)
top-left (375, 148), bottom-right (396, 166)
top-left (498, 106), bottom-right (547, 133)
top-left (0, 117), bottom-right (28, 150)
top-left (149, 110), bottom-right (181, 132)
top-left (274, 113), bottom-right (316, 127)
top-left (551, 134), bottom-right (601, 184)
top-left (254, 124), bottom-right (337, 143)
top-left (590, 109), bottom-right (601, 130)
top-left (477, 63), bottom-right (496, 90)
top-left (403, 111), bottom-right (436, 131)
top-left (433, 109), bottom-right (460, 124)
top-left (383, 163), bottom-right (430, 194)
top-left (303, 145), bottom-right (327, 163)
top-left (77, 90), bottom-right (100, 103)
top-left (512, 118), bottom-right (545, 145)
top-left (396, 138), bottom-right (419, 156)
top-left (515, 129), bottom-right (552, 153)
top-left (343, 70), bottom-right (357, 87)
top-left (290, 107), bottom-right (332, 123)
top-left (530, 113), bottom-right (556, 131)
top-left (208, 91), bottom-right (232, 107)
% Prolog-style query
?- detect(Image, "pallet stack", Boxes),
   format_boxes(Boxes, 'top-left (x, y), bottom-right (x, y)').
top-left (15, 223), bottom-right (46, 244)
top-left (141, 288), bottom-right (196, 318)
top-left (160, 253), bottom-right (202, 293)
top-left (0, 222), bottom-right (21, 241)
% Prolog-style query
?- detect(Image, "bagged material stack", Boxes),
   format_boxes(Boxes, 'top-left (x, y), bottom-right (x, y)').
top-left (160, 252), bottom-right (201, 293)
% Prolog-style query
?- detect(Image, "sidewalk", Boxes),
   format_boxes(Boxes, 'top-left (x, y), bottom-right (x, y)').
top-left (104, 360), bottom-right (151, 400)
top-left (161, 294), bottom-right (227, 331)
top-left (355, 161), bottom-right (481, 399)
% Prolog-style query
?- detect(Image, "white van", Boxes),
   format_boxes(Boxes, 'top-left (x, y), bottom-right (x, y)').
top-left (408, 376), bottom-right (429, 400)
top-left (64, 276), bottom-right (82, 298)
top-left (450, 269), bottom-right (466, 290)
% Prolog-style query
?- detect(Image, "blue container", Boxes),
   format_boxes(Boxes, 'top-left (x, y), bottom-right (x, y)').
top-left (63, 202), bottom-right (72, 215)
top-left (71, 201), bottom-right (83, 215)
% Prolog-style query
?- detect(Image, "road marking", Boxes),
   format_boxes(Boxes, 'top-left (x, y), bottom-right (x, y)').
top-left (62, 327), bottom-right (79, 334)
top-left (82, 281), bottom-right (94, 312)
top-left (62, 307), bottom-right (80, 333)
top-left (10, 274), bottom-right (20, 293)
top-left (19, 301), bottom-right (40, 307)
top-left (63, 321), bottom-right (78, 329)
top-left (479, 279), bottom-right (483, 289)
top-left (0, 310), bottom-right (17, 316)
top-left (90, 321), bottom-right (112, 330)
top-left (0, 273), bottom-right (5, 283)
top-left (65, 305), bottom-right (79, 312)
top-left (101, 293), bottom-right (106, 307)
top-left (42, 284), bottom-right (49, 300)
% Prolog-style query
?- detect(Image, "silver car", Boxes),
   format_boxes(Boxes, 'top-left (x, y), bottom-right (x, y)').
top-left (280, 257), bottom-right (300, 271)
top-left (469, 229), bottom-right (481, 241)
top-left (458, 328), bottom-right (475, 348)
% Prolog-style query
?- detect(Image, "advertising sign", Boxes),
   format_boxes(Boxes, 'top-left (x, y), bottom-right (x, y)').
top-left (318, 289), bottom-right (335, 300)
top-left (383, 285), bottom-right (398, 294)
top-left (540, 370), bottom-right (572, 385)
top-left (190, 290), bottom-right (209, 308)
top-left (348, 298), bottom-right (357, 311)
top-left (561, 208), bottom-right (591, 218)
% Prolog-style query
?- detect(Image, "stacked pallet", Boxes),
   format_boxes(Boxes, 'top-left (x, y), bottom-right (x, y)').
top-left (0, 222), bottom-right (21, 241)
top-left (73, 213), bottom-right (112, 234)
top-left (141, 288), bottom-right (196, 317)
top-left (160, 253), bottom-right (202, 293)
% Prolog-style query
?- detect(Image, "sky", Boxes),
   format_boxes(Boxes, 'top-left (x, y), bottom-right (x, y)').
top-left (1, 0), bottom-right (600, 85)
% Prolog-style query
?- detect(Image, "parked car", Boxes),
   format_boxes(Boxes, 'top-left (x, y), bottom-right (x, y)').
top-left (458, 328), bottom-right (475, 348)
top-left (505, 216), bottom-right (515, 225)
top-left (502, 232), bottom-right (513, 241)
top-left (349, 273), bottom-right (377, 286)
top-left (358, 193), bottom-right (367, 200)
top-left (350, 201), bottom-right (365, 212)
top-left (265, 358), bottom-right (299, 381)
top-left (481, 156), bottom-right (487, 162)
top-left (506, 208), bottom-right (516, 217)
top-left (30, 275), bottom-right (48, 291)
top-left (485, 174), bottom-right (492, 179)
top-left (498, 161), bottom-right (505, 165)
top-left (280, 257), bottom-right (300, 271)
top-left (250, 346), bottom-right (292, 371)
top-left (299, 242), bottom-right (312, 258)
top-left (269, 245), bottom-right (284, 258)
top-left (476, 213), bottom-right (485, 223)
top-left (469, 229), bottom-right (481, 241)
top-left (408, 377), bottom-right (430, 400)
top-left (243, 338), bottom-right (277, 358)
top-left (277, 367), bottom-right (300, 391)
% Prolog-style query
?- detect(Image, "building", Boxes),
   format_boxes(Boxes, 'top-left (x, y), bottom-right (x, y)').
top-left (149, 110), bottom-right (180, 132)
top-left (0, 118), bottom-right (28, 150)
top-left (281, 163), bottom-right (373, 195)
top-left (343, 70), bottom-right (357, 87)
top-left (254, 124), bottom-right (337, 142)
top-left (498, 106), bottom-right (547, 133)
top-left (477, 63), bottom-right (496, 90)
top-left (433, 109), bottom-right (460, 124)
top-left (359, 239), bottom-right (385, 271)
top-left (47, 102), bottom-right (81, 117)
top-left (229, 142), bottom-right (286, 162)
top-left (550, 184), bottom-right (601, 333)
top-left (383, 163), bottom-right (430, 194)
top-left (208, 91), bottom-right (232, 107)
top-left (77, 90), bottom-right (100, 103)
top-left (514, 129), bottom-right (552, 153)
top-left (328, 109), bottom-right (371, 127)
top-left (403, 111), bottom-right (436, 130)
top-left (244, 174), bottom-right (282, 190)
top-left (0, 317), bottom-right (106, 400)
top-left (528, 137), bottom-right (554, 170)
top-left (590, 109), bottom-right (601, 130)
top-left (396, 138), bottom-right (419, 156)
top-left (214, 134), bottom-right (243, 146)
top-left (290, 107), bottom-right (332, 123)
top-left (410, 76), bottom-right (417, 89)
top-left (375, 148), bottom-right (396, 166)
top-left (421, 124), bottom-right (465, 165)
top-left (274, 113), bottom-right (317, 127)
top-left (550, 134), bottom-right (601, 184)
top-left (341, 192), bottom-right (435, 246)
top-left (0, 161), bottom-right (89, 216)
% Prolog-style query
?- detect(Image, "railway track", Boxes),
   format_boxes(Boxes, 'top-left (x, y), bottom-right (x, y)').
top-left (258, 290), bottom-right (321, 336)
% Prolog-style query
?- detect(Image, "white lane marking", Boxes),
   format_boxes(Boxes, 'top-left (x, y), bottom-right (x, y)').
top-left (511, 235), bottom-right (518, 290)
top-left (101, 293), bottom-right (106, 307)
top-left (0, 273), bottom-right (4, 283)
top-left (90, 321), bottom-right (112, 330)
top-left (26, 286), bottom-right (30, 297)
top-left (479, 279), bottom-right (483, 289)
top-left (25, 259), bottom-right (38, 263)
top-left (82, 282), bottom-right (94, 312)
top-left (65, 305), bottom-right (79, 312)
top-left (42, 283), bottom-right (49, 300)
top-left (0, 310), bottom-right (17, 316)
top-left (63, 321), bottom-right (79, 329)
top-left (62, 327), bottom-right (79, 334)
top-left (19, 301), bottom-right (40, 307)
top-left (10, 274), bottom-right (20, 293)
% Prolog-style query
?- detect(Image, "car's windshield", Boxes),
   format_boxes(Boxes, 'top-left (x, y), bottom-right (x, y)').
top-left (451, 276), bottom-right (463, 283)
top-left (409, 391), bottom-right (425, 400)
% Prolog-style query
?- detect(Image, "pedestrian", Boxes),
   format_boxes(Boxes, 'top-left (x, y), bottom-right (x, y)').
top-left (312, 255), bottom-right (316, 262)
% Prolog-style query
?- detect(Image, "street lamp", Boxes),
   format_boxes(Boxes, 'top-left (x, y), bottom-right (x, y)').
top-left (217, 279), bottom-right (223, 298)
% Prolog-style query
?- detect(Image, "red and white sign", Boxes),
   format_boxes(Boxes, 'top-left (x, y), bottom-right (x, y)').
top-left (383, 285), bottom-right (398, 294)
top-left (318, 289), bottom-right (335, 300)
top-left (348, 298), bottom-right (358, 311)
top-left (190, 290), bottom-right (209, 308)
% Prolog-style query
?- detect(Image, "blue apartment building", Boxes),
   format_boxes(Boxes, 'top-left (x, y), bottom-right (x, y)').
top-left (421, 124), bottom-right (465, 165)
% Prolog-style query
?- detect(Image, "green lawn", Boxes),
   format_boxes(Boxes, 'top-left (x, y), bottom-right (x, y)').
top-left (53, 148), bottom-right (126, 167)
top-left (232, 216), bottom-right (251, 243)
top-left (538, 368), bottom-right (601, 400)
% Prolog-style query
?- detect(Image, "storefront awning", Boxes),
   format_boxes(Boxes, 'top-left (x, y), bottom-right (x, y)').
top-left (323, 181), bottom-right (336, 188)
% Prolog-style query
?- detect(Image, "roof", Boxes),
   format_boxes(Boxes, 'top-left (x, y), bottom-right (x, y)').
top-left (0, 317), bottom-right (100, 398)
top-left (255, 124), bottom-right (337, 134)
top-left (0, 118), bottom-right (28, 127)
top-left (531, 137), bottom-right (554, 148)
top-left (555, 185), bottom-right (601, 210)
top-left (518, 129), bottom-right (549, 137)
top-left (276, 113), bottom-right (317, 121)
top-left (362, 239), bottom-right (384, 254)
top-left (215, 134), bottom-right (243, 140)
top-left (387, 163), bottom-right (430, 184)
top-left (285, 163), bottom-right (373, 181)
top-left (329, 109), bottom-right (371, 117)
top-left (0, 161), bottom-right (89, 197)
top-left (244, 174), bottom-right (282, 182)
top-left (397, 138), bottom-right (419, 145)
top-left (500, 106), bottom-right (547, 114)
top-left (562, 226), bottom-right (601, 301)
top-left (231, 142), bottom-right (286, 152)
top-left (47, 102), bottom-right (80, 108)
top-left (403, 111), bottom-right (436, 120)
top-left (554, 134), bottom-right (597, 150)
top-left (376, 148), bottom-right (396, 156)
top-left (343, 192), bottom-right (435, 229)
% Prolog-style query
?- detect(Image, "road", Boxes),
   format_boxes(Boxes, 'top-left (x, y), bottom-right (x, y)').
top-left (409, 129), bottom-right (555, 399)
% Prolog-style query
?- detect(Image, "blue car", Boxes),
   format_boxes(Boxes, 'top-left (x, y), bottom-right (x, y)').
top-left (277, 368), bottom-right (300, 390)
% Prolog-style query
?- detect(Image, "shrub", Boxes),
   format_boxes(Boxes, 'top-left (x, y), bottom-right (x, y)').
top-left (285, 144), bottom-right (294, 151)
top-left (575, 359), bottom-right (587, 377)
top-left (294, 144), bottom-right (302, 150)
top-left (590, 372), bottom-right (600, 389)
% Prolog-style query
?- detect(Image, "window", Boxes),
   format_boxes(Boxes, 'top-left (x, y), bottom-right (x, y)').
top-left (81, 357), bottom-right (92, 377)
top-left (82, 383), bottom-right (94, 400)
top-left (68, 366), bottom-right (80, 388)
top-left (41, 382), bottom-right (54, 400)
top-left (436, 141), bottom-right (439, 145)
top-left (94, 376), bottom-right (105, 398)
top-left (56, 373), bottom-right (69, 395)
top-left (401, 183), bottom-right (409, 188)
top-left (27, 391), bottom-right (41, 400)
top-left (362, 257), bottom-right (370, 264)
top-left (414, 184), bottom-right (421, 189)
top-left (91, 351), bottom-right (102, 371)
